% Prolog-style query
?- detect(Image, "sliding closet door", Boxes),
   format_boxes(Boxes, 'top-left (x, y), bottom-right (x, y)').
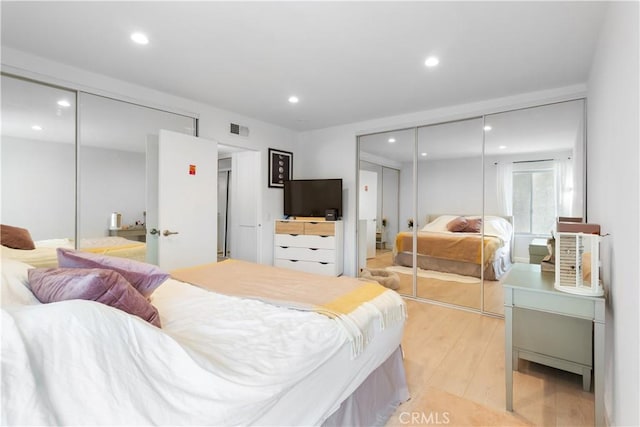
top-left (77, 93), bottom-right (196, 261)
top-left (358, 128), bottom-right (416, 296)
top-left (415, 118), bottom-right (484, 309)
top-left (1, 75), bottom-right (76, 242)
top-left (482, 100), bottom-right (586, 315)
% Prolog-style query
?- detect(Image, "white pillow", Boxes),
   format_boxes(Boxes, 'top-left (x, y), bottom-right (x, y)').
top-left (420, 215), bottom-right (513, 242)
top-left (1, 258), bottom-right (41, 307)
top-left (420, 215), bottom-right (460, 232)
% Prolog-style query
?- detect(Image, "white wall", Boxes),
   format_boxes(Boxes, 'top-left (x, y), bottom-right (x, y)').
top-left (2, 48), bottom-right (299, 265)
top-left (586, 2), bottom-right (639, 425)
top-left (1, 137), bottom-right (75, 240)
top-left (298, 85), bottom-right (586, 276)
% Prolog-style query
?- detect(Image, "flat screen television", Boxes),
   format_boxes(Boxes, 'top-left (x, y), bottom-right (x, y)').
top-left (284, 179), bottom-right (342, 218)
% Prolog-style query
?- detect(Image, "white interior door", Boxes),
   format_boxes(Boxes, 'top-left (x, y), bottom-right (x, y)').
top-left (230, 150), bottom-right (261, 263)
top-left (149, 130), bottom-right (217, 271)
top-left (359, 170), bottom-right (378, 259)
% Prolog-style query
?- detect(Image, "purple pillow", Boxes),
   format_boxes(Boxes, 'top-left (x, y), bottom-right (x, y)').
top-left (1, 224), bottom-right (36, 250)
top-left (57, 248), bottom-right (168, 298)
top-left (28, 268), bottom-right (161, 327)
top-left (463, 218), bottom-right (482, 233)
top-left (446, 216), bottom-right (468, 232)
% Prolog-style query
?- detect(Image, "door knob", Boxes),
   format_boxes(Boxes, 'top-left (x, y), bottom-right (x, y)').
top-left (149, 228), bottom-right (159, 235)
top-left (163, 230), bottom-right (179, 236)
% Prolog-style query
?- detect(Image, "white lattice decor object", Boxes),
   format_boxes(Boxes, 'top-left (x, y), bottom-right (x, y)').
top-left (555, 232), bottom-right (603, 296)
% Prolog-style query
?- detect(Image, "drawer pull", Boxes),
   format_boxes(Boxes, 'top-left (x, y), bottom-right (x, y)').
top-left (280, 246), bottom-right (289, 249)
top-left (320, 262), bottom-right (329, 265)
top-left (309, 248), bottom-right (319, 251)
top-left (290, 260), bottom-right (299, 263)
top-left (289, 234), bottom-right (299, 237)
top-left (320, 235), bottom-right (329, 238)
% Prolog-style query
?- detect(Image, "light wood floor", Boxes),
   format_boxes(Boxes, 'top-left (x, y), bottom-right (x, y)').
top-left (366, 249), bottom-right (504, 314)
top-left (385, 299), bottom-right (594, 426)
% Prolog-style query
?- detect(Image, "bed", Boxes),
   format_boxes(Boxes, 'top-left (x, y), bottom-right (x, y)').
top-left (1, 256), bottom-right (408, 426)
top-left (393, 214), bottom-right (513, 280)
top-left (1, 236), bottom-right (147, 268)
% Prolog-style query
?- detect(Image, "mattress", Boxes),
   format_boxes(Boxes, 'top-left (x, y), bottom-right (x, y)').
top-left (1, 258), bottom-right (407, 426)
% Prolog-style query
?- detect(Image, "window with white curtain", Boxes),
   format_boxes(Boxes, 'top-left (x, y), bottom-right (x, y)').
top-left (512, 161), bottom-right (556, 235)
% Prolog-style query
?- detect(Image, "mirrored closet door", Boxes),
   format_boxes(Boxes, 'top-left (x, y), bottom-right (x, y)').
top-left (1, 75), bottom-right (76, 243)
top-left (415, 118), bottom-right (483, 309)
top-left (1, 72), bottom-right (198, 267)
top-left (358, 128), bottom-right (416, 296)
top-left (482, 99), bottom-right (586, 315)
top-left (77, 92), bottom-right (196, 263)
top-left (357, 98), bottom-right (586, 316)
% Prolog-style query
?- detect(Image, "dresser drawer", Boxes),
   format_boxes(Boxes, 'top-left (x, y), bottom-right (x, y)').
top-left (275, 221), bottom-right (305, 235)
top-left (274, 259), bottom-right (336, 276)
top-left (274, 246), bottom-right (335, 263)
top-left (274, 234), bottom-right (336, 249)
top-left (304, 221), bottom-right (335, 236)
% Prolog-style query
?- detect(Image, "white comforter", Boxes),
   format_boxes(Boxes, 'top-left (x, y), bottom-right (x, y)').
top-left (1, 259), bottom-right (348, 426)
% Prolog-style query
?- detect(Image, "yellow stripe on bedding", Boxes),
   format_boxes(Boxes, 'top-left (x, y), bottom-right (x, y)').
top-left (318, 282), bottom-right (387, 316)
top-left (81, 243), bottom-right (145, 254)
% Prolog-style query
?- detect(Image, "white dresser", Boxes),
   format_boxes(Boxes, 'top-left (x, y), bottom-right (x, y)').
top-left (273, 219), bottom-right (343, 276)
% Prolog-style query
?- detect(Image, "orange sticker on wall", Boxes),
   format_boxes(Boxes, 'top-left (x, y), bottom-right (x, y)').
top-left (189, 164), bottom-right (196, 175)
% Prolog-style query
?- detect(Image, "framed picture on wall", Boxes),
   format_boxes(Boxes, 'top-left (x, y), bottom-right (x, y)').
top-left (268, 148), bottom-right (293, 188)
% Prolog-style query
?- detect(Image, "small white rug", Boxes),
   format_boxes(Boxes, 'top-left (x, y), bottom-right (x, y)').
top-left (385, 265), bottom-right (481, 284)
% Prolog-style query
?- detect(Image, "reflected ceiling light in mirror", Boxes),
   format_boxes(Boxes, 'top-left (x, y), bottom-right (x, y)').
top-left (57, 99), bottom-right (71, 107)
top-left (424, 56), bottom-right (439, 67)
top-left (421, 152), bottom-right (428, 156)
top-left (31, 125), bottom-right (43, 131)
top-left (388, 138), bottom-right (396, 143)
top-left (131, 32), bottom-right (149, 45)
top-left (499, 145), bottom-right (507, 150)
top-left (288, 96), bottom-right (299, 104)
top-left (483, 125), bottom-right (492, 131)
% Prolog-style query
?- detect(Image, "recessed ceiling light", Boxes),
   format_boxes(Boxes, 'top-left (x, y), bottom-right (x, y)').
top-left (131, 32), bottom-right (149, 45)
top-left (421, 152), bottom-right (428, 156)
top-left (499, 145), bottom-right (507, 150)
top-left (424, 56), bottom-right (439, 67)
top-left (57, 99), bottom-right (71, 107)
top-left (484, 125), bottom-right (492, 131)
top-left (288, 96), bottom-right (299, 104)
top-left (32, 125), bottom-right (43, 131)
top-left (388, 138), bottom-right (396, 143)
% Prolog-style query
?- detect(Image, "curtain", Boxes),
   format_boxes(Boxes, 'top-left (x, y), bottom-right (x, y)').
top-left (496, 162), bottom-right (513, 216)
top-left (554, 158), bottom-right (574, 217)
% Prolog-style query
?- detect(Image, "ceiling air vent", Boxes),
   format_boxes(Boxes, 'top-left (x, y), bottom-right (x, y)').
top-left (230, 123), bottom-right (249, 137)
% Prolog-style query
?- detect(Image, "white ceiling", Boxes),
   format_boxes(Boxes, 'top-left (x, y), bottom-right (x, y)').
top-left (1, 1), bottom-right (606, 132)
